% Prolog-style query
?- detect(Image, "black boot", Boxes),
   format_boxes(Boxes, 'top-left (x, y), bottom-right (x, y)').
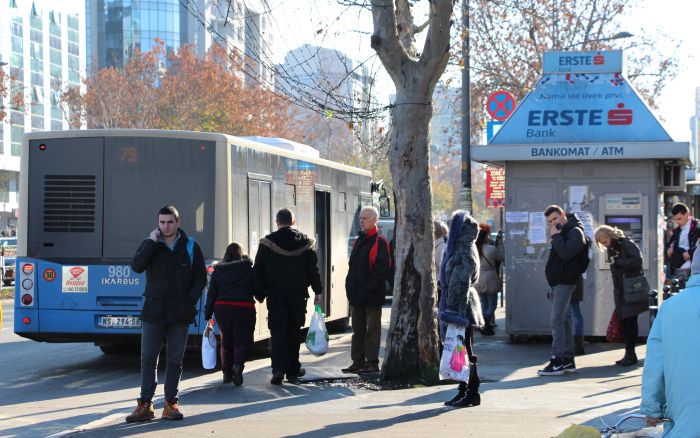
top-left (444, 382), bottom-right (466, 406)
top-left (616, 346), bottom-right (638, 366)
top-left (222, 367), bottom-right (233, 384)
top-left (452, 356), bottom-right (481, 408)
top-left (574, 336), bottom-right (585, 356)
top-left (232, 363), bottom-right (244, 386)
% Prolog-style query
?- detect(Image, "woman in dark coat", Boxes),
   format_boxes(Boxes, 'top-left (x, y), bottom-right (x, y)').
top-left (205, 243), bottom-right (263, 385)
top-left (474, 223), bottom-right (504, 336)
top-left (439, 210), bottom-right (485, 408)
top-left (594, 225), bottom-right (649, 366)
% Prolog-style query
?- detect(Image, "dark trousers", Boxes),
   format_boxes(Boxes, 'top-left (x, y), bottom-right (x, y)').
top-left (140, 321), bottom-right (189, 403)
top-left (621, 315), bottom-right (639, 356)
top-left (457, 325), bottom-right (480, 393)
top-left (350, 304), bottom-right (382, 367)
top-left (215, 305), bottom-right (256, 371)
top-left (267, 293), bottom-right (307, 374)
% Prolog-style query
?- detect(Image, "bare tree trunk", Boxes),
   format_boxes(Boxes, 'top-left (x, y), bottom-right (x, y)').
top-left (382, 88), bottom-right (440, 383)
top-left (371, 0), bottom-right (453, 385)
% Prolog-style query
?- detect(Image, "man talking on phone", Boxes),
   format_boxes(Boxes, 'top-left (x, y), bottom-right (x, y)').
top-left (538, 205), bottom-right (587, 376)
top-left (127, 205), bottom-right (207, 422)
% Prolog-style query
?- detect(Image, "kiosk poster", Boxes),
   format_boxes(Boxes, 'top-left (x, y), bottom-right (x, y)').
top-left (486, 166), bottom-right (505, 208)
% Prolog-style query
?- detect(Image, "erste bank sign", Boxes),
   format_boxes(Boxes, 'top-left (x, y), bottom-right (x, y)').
top-left (489, 52), bottom-right (671, 145)
top-left (543, 51), bottom-right (623, 74)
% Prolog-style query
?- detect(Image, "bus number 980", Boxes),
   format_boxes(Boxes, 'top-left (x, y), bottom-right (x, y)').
top-left (108, 266), bottom-right (131, 278)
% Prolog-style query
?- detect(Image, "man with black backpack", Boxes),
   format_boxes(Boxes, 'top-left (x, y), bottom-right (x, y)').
top-left (538, 205), bottom-right (588, 377)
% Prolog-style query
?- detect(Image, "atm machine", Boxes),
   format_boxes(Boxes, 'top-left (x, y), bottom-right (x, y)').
top-left (598, 193), bottom-right (649, 270)
top-left (596, 192), bottom-right (653, 335)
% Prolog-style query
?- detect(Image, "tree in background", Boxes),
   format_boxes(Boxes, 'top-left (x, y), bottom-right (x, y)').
top-left (467, 0), bottom-right (677, 137)
top-left (0, 68), bottom-right (24, 123)
top-left (61, 42), bottom-right (303, 139)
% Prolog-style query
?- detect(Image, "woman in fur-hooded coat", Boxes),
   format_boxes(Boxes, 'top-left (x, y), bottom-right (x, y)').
top-left (439, 212), bottom-right (485, 335)
top-left (438, 210), bottom-right (485, 408)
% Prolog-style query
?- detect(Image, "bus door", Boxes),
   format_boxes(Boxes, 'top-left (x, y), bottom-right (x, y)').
top-left (315, 189), bottom-right (331, 315)
top-left (248, 178), bottom-right (271, 336)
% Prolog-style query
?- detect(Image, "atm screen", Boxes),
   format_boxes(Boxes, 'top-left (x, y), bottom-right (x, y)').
top-left (605, 216), bottom-right (643, 246)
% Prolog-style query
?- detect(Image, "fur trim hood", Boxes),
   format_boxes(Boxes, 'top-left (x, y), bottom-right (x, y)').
top-left (259, 227), bottom-right (316, 257)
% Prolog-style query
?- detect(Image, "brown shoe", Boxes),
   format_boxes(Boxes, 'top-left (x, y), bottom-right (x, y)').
top-left (162, 400), bottom-right (184, 420)
top-left (125, 399), bottom-right (155, 423)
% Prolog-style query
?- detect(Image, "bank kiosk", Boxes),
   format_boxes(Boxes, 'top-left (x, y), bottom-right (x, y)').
top-left (472, 50), bottom-right (690, 337)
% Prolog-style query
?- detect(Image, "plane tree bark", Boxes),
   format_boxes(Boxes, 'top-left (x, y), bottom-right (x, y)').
top-left (370, 0), bottom-right (454, 384)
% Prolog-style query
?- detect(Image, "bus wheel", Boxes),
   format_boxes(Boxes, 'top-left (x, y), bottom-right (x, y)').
top-left (327, 317), bottom-right (350, 333)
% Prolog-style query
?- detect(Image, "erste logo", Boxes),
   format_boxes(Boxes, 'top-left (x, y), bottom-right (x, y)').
top-left (607, 103), bottom-right (632, 125)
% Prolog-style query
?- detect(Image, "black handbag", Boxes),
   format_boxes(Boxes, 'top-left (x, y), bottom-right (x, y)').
top-left (623, 274), bottom-right (650, 303)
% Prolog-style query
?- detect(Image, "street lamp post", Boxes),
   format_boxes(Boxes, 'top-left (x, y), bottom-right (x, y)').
top-left (460, 0), bottom-right (472, 213)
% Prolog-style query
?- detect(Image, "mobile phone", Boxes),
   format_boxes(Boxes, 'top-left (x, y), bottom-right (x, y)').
top-left (555, 224), bottom-right (562, 230)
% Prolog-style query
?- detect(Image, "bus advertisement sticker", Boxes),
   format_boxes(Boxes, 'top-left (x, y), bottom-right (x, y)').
top-left (62, 266), bottom-right (89, 293)
top-left (43, 268), bottom-right (56, 282)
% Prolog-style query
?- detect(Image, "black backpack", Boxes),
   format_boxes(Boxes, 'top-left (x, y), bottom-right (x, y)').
top-left (578, 233), bottom-right (592, 274)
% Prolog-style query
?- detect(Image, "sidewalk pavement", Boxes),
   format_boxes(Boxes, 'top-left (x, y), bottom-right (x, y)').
top-left (73, 303), bottom-right (651, 438)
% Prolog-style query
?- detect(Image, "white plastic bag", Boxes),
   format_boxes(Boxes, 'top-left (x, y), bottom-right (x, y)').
top-left (439, 323), bottom-right (470, 382)
top-left (305, 305), bottom-right (329, 356)
top-left (201, 325), bottom-right (217, 370)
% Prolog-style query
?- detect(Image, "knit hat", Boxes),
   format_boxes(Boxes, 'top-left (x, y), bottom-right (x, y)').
top-left (692, 253), bottom-right (700, 276)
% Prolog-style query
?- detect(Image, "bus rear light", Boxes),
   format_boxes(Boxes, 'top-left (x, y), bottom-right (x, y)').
top-left (22, 279), bottom-right (34, 290)
top-left (21, 294), bottom-right (33, 305)
top-left (22, 263), bottom-right (35, 275)
top-left (207, 265), bottom-right (215, 274)
top-left (22, 317), bottom-right (31, 324)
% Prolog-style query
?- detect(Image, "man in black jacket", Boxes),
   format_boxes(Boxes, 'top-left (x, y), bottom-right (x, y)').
top-left (254, 208), bottom-right (323, 385)
top-left (538, 205), bottom-right (586, 377)
top-left (127, 205), bottom-right (207, 422)
top-left (342, 206), bottom-right (391, 375)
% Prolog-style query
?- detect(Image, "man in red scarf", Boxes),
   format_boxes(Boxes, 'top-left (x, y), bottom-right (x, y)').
top-left (342, 206), bottom-right (392, 375)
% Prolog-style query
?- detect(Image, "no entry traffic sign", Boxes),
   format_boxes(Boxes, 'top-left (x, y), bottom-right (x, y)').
top-left (486, 90), bottom-right (516, 121)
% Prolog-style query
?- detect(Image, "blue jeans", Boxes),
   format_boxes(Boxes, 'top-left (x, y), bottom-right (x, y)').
top-left (479, 293), bottom-right (498, 326)
top-left (570, 301), bottom-right (584, 337)
top-left (549, 284), bottom-right (575, 358)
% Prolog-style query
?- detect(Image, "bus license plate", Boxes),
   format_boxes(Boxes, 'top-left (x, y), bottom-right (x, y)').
top-left (97, 315), bottom-right (141, 329)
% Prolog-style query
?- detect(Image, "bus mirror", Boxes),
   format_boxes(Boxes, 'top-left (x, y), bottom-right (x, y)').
top-left (379, 193), bottom-right (391, 218)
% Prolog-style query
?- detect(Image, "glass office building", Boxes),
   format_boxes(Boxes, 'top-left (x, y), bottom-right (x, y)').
top-left (87, 0), bottom-right (273, 87)
top-left (88, 0), bottom-right (188, 69)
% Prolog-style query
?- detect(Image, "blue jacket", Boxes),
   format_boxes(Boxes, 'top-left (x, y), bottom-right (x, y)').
top-left (640, 273), bottom-right (700, 436)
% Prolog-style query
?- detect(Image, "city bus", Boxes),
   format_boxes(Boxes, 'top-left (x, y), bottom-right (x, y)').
top-left (14, 130), bottom-right (374, 354)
